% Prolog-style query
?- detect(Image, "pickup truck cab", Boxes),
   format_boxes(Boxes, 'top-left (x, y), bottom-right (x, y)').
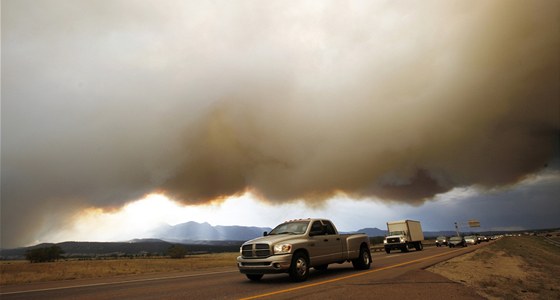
top-left (237, 219), bottom-right (371, 282)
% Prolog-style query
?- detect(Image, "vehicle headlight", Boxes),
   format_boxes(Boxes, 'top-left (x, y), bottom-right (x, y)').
top-left (273, 243), bottom-right (292, 254)
top-left (383, 239), bottom-right (387, 244)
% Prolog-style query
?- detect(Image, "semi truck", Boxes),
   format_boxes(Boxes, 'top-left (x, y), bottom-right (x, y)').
top-left (237, 219), bottom-right (371, 282)
top-left (383, 220), bottom-right (424, 253)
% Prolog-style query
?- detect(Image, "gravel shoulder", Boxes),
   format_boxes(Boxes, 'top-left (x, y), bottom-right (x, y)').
top-left (427, 235), bottom-right (560, 299)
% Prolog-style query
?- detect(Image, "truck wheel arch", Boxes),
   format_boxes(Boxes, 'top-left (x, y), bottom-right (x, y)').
top-left (352, 244), bottom-right (371, 270)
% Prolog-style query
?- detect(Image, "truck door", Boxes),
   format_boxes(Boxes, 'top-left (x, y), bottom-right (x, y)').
top-left (308, 221), bottom-right (332, 265)
top-left (322, 220), bottom-right (344, 261)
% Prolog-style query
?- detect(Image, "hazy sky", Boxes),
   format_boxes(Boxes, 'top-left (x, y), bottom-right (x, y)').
top-left (2, 0), bottom-right (559, 248)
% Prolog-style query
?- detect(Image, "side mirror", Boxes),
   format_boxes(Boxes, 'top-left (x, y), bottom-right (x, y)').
top-left (263, 231), bottom-right (268, 236)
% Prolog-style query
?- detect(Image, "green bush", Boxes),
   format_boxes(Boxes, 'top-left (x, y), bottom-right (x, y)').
top-left (25, 245), bottom-right (64, 263)
top-left (167, 245), bottom-right (188, 259)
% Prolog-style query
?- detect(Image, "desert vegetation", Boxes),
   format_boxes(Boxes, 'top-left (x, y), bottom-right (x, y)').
top-left (1, 252), bottom-right (238, 285)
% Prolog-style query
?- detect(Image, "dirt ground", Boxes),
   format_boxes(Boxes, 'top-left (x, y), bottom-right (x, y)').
top-left (427, 235), bottom-right (560, 299)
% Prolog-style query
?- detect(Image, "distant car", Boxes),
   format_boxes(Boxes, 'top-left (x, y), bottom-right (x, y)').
top-left (448, 236), bottom-right (467, 248)
top-left (479, 235), bottom-right (489, 242)
top-left (435, 236), bottom-right (448, 247)
top-left (464, 235), bottom-right (478, 245)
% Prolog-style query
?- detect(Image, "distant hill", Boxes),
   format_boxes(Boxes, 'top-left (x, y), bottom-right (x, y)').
top-left (351, 228), bottom-right (387, 236)
top-left (4, 221), bottom-right (543, 260)
top-left (0, 239), bottom-right (241, 260)
top-left (152, 221), bottom-right (271, 242)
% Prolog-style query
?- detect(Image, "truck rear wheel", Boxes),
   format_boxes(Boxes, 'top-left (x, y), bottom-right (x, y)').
top-left (289, 252), bottom-right (309, 282)
top-left (246, 274), bottom-right (263, 281)
top-left (415, 242), bottom-right (423, 251)
top-left (352, 246), bottom-right (372, 270)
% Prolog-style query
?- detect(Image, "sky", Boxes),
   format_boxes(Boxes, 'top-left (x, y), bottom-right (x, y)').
top-left (2, 0), bottom-right (559, 248)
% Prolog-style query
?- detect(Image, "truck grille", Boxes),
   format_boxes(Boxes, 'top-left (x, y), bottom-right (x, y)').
top-left (387, 237), bottom-right (401, 243)
top-left (241, 243), bottom-right (271, 258)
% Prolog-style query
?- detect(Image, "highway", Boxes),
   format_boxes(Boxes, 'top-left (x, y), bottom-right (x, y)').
top-left (1, 244), bottom-right (486, 299)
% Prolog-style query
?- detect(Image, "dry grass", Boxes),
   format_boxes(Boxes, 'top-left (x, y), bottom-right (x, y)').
top-left (0, 252), bottom-right (239, 285)
top-left (428, 236), bottom-right (560, 300)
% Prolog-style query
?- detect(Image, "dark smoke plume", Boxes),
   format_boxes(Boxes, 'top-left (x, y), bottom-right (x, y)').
top-left (2, 0), bottom-right (559, 247)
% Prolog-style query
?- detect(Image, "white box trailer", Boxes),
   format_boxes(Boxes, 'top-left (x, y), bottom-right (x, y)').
top-left (383, 220), bottom-right (424, 253)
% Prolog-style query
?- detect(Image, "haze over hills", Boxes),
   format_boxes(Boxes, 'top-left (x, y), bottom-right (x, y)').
top-left (151, 221), bottom-right (273, 242)
top-left (1, 220), bottom-right (554, 259)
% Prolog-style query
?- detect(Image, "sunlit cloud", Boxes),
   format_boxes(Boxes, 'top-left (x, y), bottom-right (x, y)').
top-left (38, 170), bottom-right (559, 244)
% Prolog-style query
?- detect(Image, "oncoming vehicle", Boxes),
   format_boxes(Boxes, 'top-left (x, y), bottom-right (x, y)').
top-left (383, 220), bottom-right (424, 253)
top-left (478, 235), bottom-right (489, 242)
top-left (464, 235), bottom-right (478, 245)
top-left (448, 236), bottom-right (467, 248)
top-left (237, 219), bottom-right (371, 282)
top-left (435, 236), bottom-right (448, 247)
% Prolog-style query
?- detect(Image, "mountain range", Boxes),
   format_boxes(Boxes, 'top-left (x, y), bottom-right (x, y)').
top-left (0, 221), bottom-right (476, 259)
top-left (149, 221), bottom-right (460, 242)
top-left (150, 221), bottom-right (272, 242)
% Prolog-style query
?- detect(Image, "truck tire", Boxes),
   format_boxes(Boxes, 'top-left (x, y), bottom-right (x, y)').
top-left (246, 274), bottom-right (263, 281)
top-left (415, 242), bottom-right (423, 251)
top-left (385, 248), bottom-right (391, 254)
top-left (352, 246), bottom-right (372, 270)
top-left (289, 252), bottom-right (310, 282)
top-left (402, 245), bottom-right (409, 252)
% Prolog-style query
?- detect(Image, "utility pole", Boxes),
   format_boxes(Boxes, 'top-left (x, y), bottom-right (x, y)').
top-left (454, 222), bottom-right (460, 237)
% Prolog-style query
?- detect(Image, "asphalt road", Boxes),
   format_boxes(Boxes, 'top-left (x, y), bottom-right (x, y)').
top-left (1, 244), bottom-right (487, 299)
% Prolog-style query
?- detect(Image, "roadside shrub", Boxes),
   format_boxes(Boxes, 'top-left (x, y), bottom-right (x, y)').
top-left (167, 245), bottom-right (188, 259)
top-left (25, 245), bottom-right (64, 263)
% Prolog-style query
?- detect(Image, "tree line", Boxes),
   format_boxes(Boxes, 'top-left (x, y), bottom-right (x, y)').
top-left (25, 245), bottom-right (64, 263)
top-left (25, 244), bottom-right (191, 262)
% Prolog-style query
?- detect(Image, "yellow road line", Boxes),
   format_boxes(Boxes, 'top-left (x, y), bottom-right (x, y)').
top-left (240, 248), bottom-right (464, 300)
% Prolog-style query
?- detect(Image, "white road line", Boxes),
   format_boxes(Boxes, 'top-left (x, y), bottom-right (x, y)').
top-left (0, 269), bottom-right (238, 295)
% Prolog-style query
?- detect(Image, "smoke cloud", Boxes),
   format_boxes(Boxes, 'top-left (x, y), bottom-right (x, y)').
top-left (2, 0), bottom-right (559, 247)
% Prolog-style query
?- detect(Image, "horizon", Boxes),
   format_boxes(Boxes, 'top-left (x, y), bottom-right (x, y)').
top-left (6, 221), bottom-right (559, 251)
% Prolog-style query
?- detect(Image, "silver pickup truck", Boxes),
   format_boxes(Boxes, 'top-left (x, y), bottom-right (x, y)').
top-left (237, 218), bottom-right (371, 282)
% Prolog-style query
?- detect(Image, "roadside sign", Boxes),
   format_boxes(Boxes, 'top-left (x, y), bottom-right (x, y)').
top-left (468, 220), bottom-right (480, 227)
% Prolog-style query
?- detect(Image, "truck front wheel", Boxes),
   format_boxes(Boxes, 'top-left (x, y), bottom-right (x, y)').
top-left (352, 246), bottom-right (372, 270)
top-left (415, 242), bottom-right (423, 251)
top-left (289, 252), bottom-right (310, 282)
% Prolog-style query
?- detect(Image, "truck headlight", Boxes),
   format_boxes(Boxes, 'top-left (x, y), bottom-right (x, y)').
top-left (273, 243), bottom-right (292, 254)
top-left (383, 239), bottom-right (387, 244)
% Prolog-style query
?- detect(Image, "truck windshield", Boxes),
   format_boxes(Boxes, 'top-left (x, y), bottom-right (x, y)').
top-left (269, 221), bottom-right (310, 235)
top-left (389, 231), bottom-right (406, 236)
